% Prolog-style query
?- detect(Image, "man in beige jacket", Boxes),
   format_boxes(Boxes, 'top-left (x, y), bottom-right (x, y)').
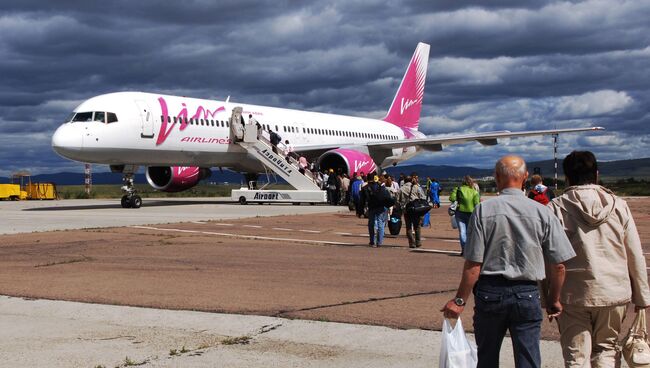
top-left (550, 151), bottom-right (650, 367)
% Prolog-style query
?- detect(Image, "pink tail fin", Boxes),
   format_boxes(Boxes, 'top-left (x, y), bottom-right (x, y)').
top-left (383, 42), bottom-right (430, 131)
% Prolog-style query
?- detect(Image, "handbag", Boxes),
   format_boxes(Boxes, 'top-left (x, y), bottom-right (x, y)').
top-left (405, 184), bottom-right (431, 216)
top-left (439, 318), bottom-right (478, 368)
top-left (623, 309), bottom-right (650, 367)
top-left (448, 201), bottom-right (458, 216)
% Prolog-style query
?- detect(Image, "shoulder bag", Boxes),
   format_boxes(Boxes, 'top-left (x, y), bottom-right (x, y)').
top-left (623, 309), bottom-right (650, 367)
top-left (405, 184), bottom-right (431, 216)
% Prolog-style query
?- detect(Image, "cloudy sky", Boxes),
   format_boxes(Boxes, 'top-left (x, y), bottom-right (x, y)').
top-left (1, 0), bottom-right (649, 176)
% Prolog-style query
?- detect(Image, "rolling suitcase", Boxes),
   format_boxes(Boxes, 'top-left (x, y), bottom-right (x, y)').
top-left (388, 214), bottom-right (402, 235)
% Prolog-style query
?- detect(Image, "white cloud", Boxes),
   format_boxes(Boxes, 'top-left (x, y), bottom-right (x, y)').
top-left (555, 90), bottom-right (633, 118)
top-left (430, 56), bottom-right (515, 85)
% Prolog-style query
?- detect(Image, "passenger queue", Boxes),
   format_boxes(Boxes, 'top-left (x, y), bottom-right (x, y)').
top-left (323, 152), bottom-right (649, 368)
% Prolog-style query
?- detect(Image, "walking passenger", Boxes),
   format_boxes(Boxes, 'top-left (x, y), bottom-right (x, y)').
top-left (269, 130), bottom-right (281, 153)
top-left (399, 174), bottom-right (427, 248)
top-left (429, 178), bottom-right (441, 208)
top-left (360, 175), bottom-right (393, 247)
top-left (326, 169), bottom-right (338, 205)
top-left (351, 173), bottom-right (364, 217)
top-left (441, 155), bottom-right (575, 368)
top-left (549, 151), bottom-right (650, 367)
top-left (284, 140), bottom-right (294, 162)
top-left (341, 173), bottom-right (351, 206)
top-left (528, 174), bottom-right (555, 205)
top-left (449, 176), bottom-right (480, 255)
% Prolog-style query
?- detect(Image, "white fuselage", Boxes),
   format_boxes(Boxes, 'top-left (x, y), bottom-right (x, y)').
top-left (52, 92), bottom-right (419, 172)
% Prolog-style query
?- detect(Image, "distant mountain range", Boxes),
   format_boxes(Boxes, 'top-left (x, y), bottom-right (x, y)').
top-left (2, 157), bottom-right (649, 185)
top-left (386, 158), bottom-right (650, 180)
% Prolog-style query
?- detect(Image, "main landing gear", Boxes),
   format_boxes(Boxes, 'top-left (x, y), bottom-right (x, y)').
top-left (120, 173), bottom-right (142, 209)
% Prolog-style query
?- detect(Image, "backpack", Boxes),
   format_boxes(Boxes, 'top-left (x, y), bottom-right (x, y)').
top-left (529, 188), bottom-right (550, 205)
top-left (368, 184), bottom-right (394, 209)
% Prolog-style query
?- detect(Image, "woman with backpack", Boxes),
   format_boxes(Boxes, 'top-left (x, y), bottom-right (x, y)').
top-left (528, 174), bottom-right (555, 205)
top-left (449, 175), bottom-right (480, 255)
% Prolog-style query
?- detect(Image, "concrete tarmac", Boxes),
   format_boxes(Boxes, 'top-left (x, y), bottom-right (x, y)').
top-left (0, 197), bottom-right (347, 234)
top-left (1, 296), bottom-right (566, 367)
top-left (1, 197), bottom-right (647, 367)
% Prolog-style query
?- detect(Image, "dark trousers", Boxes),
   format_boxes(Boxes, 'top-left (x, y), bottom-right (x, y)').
top-left (473, 276), bottom-right (542, 368)
top-left (403, 213), bottom-right (422, 246)
top-left (327, 188), bottom-right (338, 205)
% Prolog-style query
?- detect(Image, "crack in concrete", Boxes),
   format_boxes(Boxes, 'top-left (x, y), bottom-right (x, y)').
top-left (275, 288), bottom-right (457, 317)
top-left (256, 322), bottom-right (283, 336)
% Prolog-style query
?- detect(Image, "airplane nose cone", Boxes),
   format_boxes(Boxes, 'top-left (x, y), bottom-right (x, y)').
top-left (52, 124), bottom-right (82, 158)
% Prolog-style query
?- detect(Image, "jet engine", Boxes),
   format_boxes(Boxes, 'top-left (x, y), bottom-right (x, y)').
top-left (317, 149), bottom-right (378, 177)
top-left (146, 166), bottom-right (212, 192)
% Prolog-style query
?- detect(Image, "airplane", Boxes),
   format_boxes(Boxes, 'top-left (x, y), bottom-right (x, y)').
top-left (52, 42), bottom-right (603, 208)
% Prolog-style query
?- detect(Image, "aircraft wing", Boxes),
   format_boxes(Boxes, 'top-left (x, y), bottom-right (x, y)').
top-left (294, 126), bottom-right (604, 156)
top-left (367, 126), bottom-right (605, 151)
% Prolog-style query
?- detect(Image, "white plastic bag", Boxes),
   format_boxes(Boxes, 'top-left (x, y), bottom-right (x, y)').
top-left (451, 215), bottom-right (458, 229)
top-left (439, 318), bottom-right (478, 368)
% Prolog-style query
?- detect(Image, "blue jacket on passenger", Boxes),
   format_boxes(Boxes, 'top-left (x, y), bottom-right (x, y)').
top-left (351, 178), bottom-right (363, 201)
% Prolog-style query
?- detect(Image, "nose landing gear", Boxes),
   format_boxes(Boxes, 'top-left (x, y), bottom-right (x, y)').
top-left (120, 173), bottom-right (142, 208)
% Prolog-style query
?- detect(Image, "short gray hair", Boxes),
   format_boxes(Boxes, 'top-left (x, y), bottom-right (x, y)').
top-left (495, 155), bottom-right (527, 179)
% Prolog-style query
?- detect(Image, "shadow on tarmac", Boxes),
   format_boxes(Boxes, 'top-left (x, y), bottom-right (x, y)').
top-left (23, 199), bottom-right (237, 211)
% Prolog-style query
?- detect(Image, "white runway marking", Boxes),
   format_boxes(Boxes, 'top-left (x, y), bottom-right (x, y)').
top-left (214, 223), bottom-right (234, 226)
top-left (273, 228), bottom-right (293, 231)
top-left (130, 226), bottom-right (355, 246)
top-left (335, 232), bottom-right (353, 235)
top-left (409, 248), bottom-right (462, 255)
top-left (133, 226), bottom-right (198, 234)
top-left (299, 229), bottom-right (321, 233)
top-left (243, 225), bottom-right (263, 228)
top-left (443, 239), bottom-right (460, 243)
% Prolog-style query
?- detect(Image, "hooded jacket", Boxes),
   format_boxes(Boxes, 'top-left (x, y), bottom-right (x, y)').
top-left (549, 184), bottom-right (650, 307)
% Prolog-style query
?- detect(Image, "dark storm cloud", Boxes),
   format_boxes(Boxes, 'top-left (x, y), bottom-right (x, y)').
top-left (0, 0), bottom-right (649, 175)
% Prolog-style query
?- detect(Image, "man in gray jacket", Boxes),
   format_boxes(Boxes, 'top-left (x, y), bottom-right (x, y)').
top-left (550, 151), bottom-right (650, 367)
top-left (398, 173), bottom-right (426, 248)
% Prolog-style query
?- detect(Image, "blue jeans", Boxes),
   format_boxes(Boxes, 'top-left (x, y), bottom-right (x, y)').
top-left (455, 211), bottom-right (471, 250)
top-left (473, 276), bottom-right (542, 368)
top-left (368, 208), bottom-right (387, 245)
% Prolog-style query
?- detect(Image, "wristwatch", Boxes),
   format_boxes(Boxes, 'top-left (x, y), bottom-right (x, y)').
top-left (454, 297), bottom-right (466, 306)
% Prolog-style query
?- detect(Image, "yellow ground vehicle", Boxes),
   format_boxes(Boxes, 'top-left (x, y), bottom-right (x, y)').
top-left (0, 184), bottom-right (23, 200)
top-left (4, 173), bottom-right (59, 200)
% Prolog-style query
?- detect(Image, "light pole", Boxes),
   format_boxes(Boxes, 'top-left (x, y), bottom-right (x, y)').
top-left (553, 134), bottom-right (558, 190)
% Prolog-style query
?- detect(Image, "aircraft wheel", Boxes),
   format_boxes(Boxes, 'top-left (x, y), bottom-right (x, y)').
top-left (292, 202), bottom-right (300, 206)
top-left (239, 196), bottom-right (247, 205)
top-left (130, 195), bottom-right (142, 209)
top-left (121, 195), bottom-right (132, 208)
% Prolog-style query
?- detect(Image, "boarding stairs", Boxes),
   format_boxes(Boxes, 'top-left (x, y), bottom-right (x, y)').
top-left (231, 110), bottom-right (321, 191)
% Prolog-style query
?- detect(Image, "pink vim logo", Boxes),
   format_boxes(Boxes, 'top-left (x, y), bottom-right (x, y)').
top-left (156, 97), bottom-right (226, 145)
top-left (400, 97), bottom-right (417, 115)
top-left (354, 160), bottom-right (376, 173)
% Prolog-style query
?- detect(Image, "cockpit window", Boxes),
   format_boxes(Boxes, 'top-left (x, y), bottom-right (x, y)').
top-left (70, 111), bottom-right (118, 123)
top-left (72, 112), bottom-right (93, 122)
top-left (94, 111), bottom-right (105, 123)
